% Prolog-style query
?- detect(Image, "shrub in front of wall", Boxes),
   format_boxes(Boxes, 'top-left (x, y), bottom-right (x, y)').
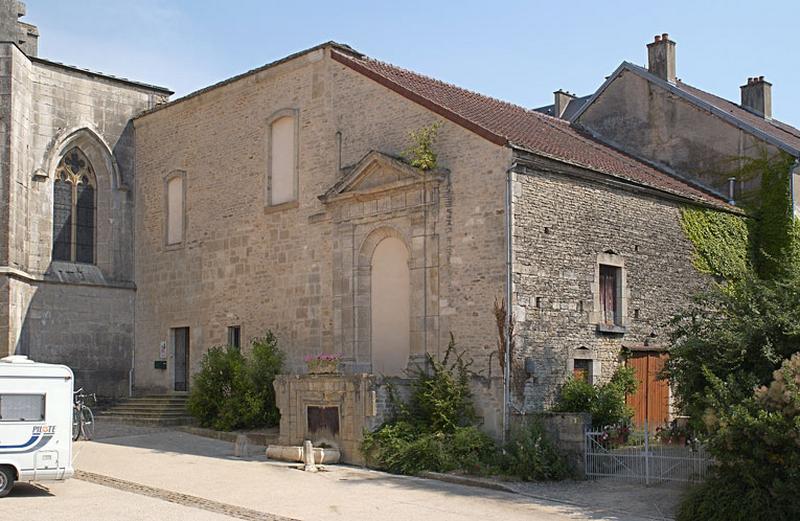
top-left (361, 335), bottom-right (498, 476)
top-left (501, 420), bottom-right (571, 481)
top-left (187, 331), bottom-right (284, 431)
top-left (553, 366), bottom-right (637, 429)
top-left (677, 354), bottom-right (800, 521)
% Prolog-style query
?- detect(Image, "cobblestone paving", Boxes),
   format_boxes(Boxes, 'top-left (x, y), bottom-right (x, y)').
top-left (75, 470), bottom-right (297, 521)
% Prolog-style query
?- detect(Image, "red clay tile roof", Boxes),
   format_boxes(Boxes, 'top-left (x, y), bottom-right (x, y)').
top-left (675, 81), bottom-right (800, 152)
top-left (331, 50), bottom-right (730, 209)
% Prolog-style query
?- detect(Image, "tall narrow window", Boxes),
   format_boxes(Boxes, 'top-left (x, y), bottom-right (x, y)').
top-left (599, 264), bottom-right (622, 325)
top-left (269, 114), bottom-right (296, 205)
top-left (227, 326), bottom-right (241, 349)
top-left (52, 148), bottom-right (95, 263)
top-left (166, 174), bottom-right (184, 245)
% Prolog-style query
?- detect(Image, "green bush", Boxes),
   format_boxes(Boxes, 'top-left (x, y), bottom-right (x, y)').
top-left (677, 354), bottom-right (800, 521)
top-left (554, 366), bottom-right (637, 429)
top-left (500, 421), bottom-right (571, 481)
top-left (187, 331), bottom-right (284, 431)
top-left (665, 270), bottom-right (800, 429)
top-left (362, 335), bottom-right (497, 476)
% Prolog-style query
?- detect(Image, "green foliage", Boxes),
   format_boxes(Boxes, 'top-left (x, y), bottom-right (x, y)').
top-left (402, 121), bottom-right (442, 171)
top-left (680, 152), bottom-right (800, 282)
top-left (664, 272), bottom-right (800, 428)
top-left (500, 421), bottom-right (571, 481)
top-left (744, 153), bottom-right (799, 279)
top-left (363, 335), bottom-right (571, 480)
top-left (554, 366), bottom-right (637, 429)
top-left (361, 335), bottom-right (496, 475)
top-left (679, 207), bottom-right (750, 281)
top-left (677, 354), bottom-right (800, 521)
top-left (187, 332), bottom-right (284, 431)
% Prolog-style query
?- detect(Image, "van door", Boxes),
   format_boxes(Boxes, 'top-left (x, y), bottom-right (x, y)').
top-left (173, 327), bottom-right (189, 392)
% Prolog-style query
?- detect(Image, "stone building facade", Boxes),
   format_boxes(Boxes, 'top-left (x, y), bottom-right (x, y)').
top-left (3, 5), bottom-right (757, 437)
top-left (0, 2), bottom-right (171, 397)
top-left (131, 42), bottom-right (731, 435)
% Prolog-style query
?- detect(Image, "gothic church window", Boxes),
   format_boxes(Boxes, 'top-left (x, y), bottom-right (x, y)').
top-left (52, 148), bottom-right (95, 263)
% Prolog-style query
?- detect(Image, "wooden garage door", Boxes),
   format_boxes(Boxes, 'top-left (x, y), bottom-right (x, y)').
top-left (626, 352), bottom-right (669, 428)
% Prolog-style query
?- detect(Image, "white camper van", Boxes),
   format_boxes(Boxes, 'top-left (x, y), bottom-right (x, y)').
top-left (0, 355), bottom-right (74, 497)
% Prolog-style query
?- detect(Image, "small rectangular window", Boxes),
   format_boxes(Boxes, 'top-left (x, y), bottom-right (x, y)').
top-left (573, 359), bottom-right (591, 383)
top-left (599, 264), bottom-right (622, 325)
top-left (227, 326), bottom-right (241, 349)
top-left (0, 394), bottom-right (45, 422)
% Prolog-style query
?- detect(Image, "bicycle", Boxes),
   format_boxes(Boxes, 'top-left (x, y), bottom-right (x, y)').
top-left (72, 388), bottom-right (96, 441)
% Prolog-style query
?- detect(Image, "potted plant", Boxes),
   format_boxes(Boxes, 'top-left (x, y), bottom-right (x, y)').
top-left (304, 353), bottom-right (342, 374)
top-left (655, 420), bottom-right (691, 445)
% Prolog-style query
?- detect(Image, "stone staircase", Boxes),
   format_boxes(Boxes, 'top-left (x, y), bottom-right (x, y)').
top-left (96, 395), bottom-right (196, 426)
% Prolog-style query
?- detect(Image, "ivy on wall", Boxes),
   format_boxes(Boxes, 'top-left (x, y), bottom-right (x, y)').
top-left (680, 152), bottom-right (799, 282)
top-left (680, 207), bottom-right (750, 281)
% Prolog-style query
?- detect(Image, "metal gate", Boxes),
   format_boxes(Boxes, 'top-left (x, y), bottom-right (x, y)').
top-left (585, 422), bottom-right (711, 484)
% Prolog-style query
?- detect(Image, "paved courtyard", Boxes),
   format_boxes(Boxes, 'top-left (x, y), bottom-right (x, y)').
top-left (2, 422), bottom-right (685, 520)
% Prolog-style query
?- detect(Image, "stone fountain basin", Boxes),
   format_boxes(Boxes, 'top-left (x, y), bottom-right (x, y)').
top-left (266, 444), bottom-right (341, 464)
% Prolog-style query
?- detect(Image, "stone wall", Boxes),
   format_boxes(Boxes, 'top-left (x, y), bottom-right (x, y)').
top-left (132, 47), bottom-right (510, 402)
top-left (510, 158), bottom-right (709, 411)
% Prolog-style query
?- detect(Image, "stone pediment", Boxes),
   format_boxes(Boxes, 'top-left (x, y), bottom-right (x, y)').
top-left (319, 151), bottom-right (446, 204)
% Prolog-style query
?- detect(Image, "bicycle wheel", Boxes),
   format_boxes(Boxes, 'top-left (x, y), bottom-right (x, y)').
top-left (80, 407), bottom-right (95, 441)
top-left (72, 407), bottom-right (81, 441)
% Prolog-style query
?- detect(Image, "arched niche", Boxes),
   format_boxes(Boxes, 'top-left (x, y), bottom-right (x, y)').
top-left (370, 236), bottom-right (411, 376)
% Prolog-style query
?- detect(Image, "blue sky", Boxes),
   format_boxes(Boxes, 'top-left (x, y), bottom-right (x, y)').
top-left (28, 0), bottom-right (800, 126)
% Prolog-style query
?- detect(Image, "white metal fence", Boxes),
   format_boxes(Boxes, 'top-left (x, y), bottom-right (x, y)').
top-left (585, 423), bottom-right (712, 485)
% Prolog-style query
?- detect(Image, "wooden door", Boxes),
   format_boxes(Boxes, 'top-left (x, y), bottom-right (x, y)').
top-left (626, 352), bottom-right (669, 428)
top-left (173, 327), bottom-right (190, 392)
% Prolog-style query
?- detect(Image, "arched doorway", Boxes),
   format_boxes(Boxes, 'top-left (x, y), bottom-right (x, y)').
top-left (370, 237), bottom-right (410, 376)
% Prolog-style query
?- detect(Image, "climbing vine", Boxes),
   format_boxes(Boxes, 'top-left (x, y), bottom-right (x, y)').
top-left (679, 207), bottom-right (750, 281)
top-left (681, 152), bottom-right (798, 281)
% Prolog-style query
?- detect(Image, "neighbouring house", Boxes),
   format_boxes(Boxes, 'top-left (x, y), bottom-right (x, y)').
top-left (4, 2), bottom-right (782, 455)
top-left (537, 33), bottom-right (800, 208)
top-left (0, 1), bottom-right (170, 397)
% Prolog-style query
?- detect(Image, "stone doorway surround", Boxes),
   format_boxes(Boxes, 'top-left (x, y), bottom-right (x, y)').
top-left (319, 151), bottom-right (448, 375)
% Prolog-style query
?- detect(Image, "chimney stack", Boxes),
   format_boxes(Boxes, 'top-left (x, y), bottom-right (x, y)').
top-left (740, 76), bottom-right (772, 119)
top-left (647, 33), bottom-right (676, 83)
top-left (553, 89), bottom-right (576, 119)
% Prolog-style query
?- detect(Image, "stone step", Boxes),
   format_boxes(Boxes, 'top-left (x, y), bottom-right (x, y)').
top-left (101, 405), bottom-right (189, 413)
top-left (97, 410), bottom-right (191, 418)
top-left (97, 415), bottom-right (197, 427)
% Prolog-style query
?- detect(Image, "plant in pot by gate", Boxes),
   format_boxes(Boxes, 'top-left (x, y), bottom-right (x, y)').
top-left (304, 353), bottom-right (342, 374)
top-left (655, 419), bottom-right (691, 446)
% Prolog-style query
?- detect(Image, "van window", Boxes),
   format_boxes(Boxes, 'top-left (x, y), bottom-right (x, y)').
top-left (0, 394), bottom-right (45, 422)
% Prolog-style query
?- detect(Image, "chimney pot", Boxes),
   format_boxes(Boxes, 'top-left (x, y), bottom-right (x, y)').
top-left (647, 33), bottom-right (677, 83)
top-left (553, 89), bottom-right (577, 119)
top-left (741, 76), bottom-right (772, 119)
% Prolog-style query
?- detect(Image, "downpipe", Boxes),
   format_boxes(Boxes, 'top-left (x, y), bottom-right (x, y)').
top-left (502, 164), bottom-right (517, 444)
